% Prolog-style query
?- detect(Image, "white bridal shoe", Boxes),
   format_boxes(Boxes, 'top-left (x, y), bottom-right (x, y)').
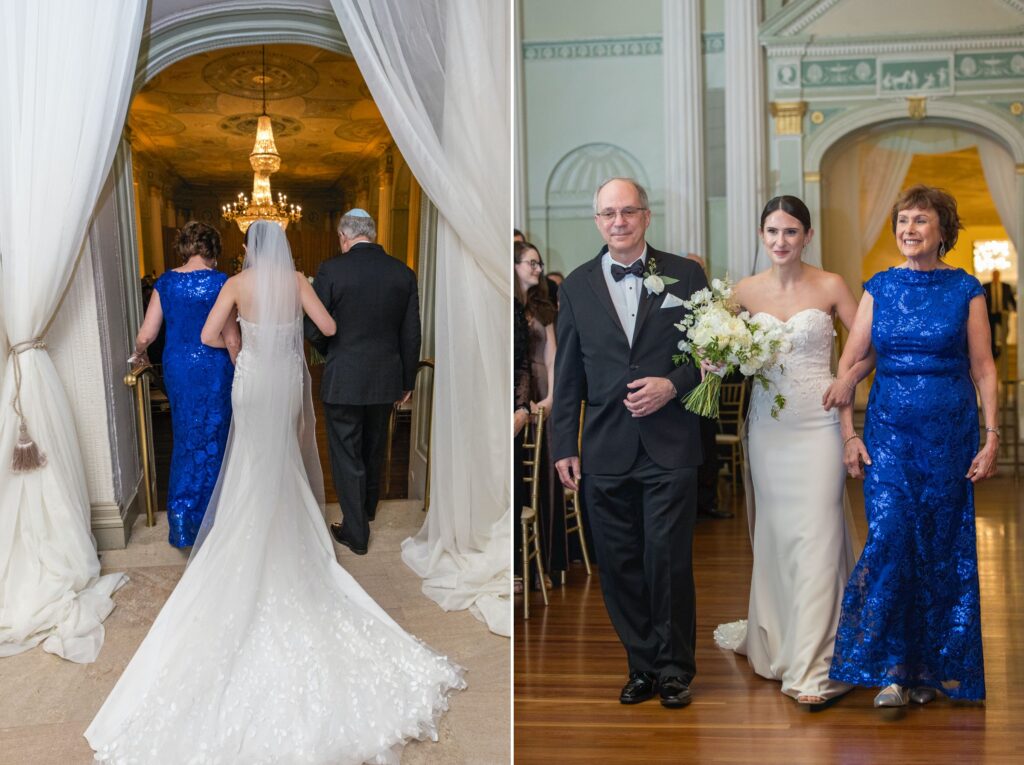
top-left (873, 684), bottom-right (909, 707)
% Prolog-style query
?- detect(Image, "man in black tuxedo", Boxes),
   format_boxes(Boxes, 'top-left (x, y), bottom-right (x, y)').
top-left (305, 209), bottom-right (421, 555)
top-left (552, 178), bottom-right (707, 708)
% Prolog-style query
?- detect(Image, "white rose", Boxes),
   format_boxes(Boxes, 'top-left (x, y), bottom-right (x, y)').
top-left (644, 274), bottom-right (665, 294)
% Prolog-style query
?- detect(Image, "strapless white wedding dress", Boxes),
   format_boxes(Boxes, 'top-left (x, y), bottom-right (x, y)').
top-left (714, 309), bottom-right (855, 700)
top-left (85, 318), bottom-right (465, 764)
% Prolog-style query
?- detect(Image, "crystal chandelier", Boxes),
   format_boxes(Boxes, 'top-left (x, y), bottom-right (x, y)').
top-left (222, 47), bottom-right (302, 233)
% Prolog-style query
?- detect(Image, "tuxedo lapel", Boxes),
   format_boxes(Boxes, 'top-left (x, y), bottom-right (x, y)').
top-left (631, 281), bottom-right (659, 347)
top-left (630, 247), bottom-right (666, 347)
top-left (585, 255), bottom-right (623, 336)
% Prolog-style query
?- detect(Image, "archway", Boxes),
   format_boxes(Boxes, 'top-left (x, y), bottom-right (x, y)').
top-left (123, 7), bottom-right (432, 512)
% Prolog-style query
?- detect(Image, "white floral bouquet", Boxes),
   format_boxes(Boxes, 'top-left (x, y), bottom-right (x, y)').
top-left (673, 278), bottom-right (791, 419)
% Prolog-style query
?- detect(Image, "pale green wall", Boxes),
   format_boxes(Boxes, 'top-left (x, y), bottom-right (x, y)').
top-left (522, 0), bottom-right (662, 40)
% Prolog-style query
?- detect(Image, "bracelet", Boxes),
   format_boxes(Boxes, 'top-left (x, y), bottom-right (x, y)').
top-left (985, 426), bottom-right (1001, 438)
top-left (843, 434), bottom-right (861, 446)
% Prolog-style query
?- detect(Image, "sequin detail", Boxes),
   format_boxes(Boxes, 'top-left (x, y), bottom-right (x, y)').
top-left (829, 267), bottom-right (986, 700)
top-left (156, 270), bottom-right (234, 548)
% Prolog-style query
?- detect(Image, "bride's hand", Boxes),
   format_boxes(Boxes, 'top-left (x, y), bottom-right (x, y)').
top-left (822, 375), bottom-right (855, 410)
top-left (843, 435), bottom-right (871, 479)
top-left (699, 358), bottom-right (724, 381)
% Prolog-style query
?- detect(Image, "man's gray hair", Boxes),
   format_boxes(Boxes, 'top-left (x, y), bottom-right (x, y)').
top-left (338, 212), bottom-right (377, 241)
top-left (592, 177), bottom-right (650, 214)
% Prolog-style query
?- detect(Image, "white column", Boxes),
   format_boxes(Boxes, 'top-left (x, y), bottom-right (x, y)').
top-left (662, 0), bottom-right (705, 257)
top-left (514, 1), bottom-right (528, 232)
top-left (724, 0), bottom-right (767, 279)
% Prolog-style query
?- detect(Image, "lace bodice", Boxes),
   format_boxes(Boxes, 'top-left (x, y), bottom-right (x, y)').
top-left (748, 308), bottom-right (836, 423)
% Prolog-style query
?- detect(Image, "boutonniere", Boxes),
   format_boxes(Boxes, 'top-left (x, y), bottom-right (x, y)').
top-left (642, 256), bottom-right (679, 295)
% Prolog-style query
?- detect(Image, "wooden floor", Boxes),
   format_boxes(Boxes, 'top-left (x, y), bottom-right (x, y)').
top-left (514, 476), bottom-right (1024, 764)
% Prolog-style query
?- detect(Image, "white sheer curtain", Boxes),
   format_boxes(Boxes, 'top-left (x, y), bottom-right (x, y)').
top-left (331, 0), bottom-right (510, 636)
top-left (0, 0), bottom-right (145, 662)
top-left (977, 136), bottom-right (1021, 254)
top-left (857, 134), bottom-right (914, 261)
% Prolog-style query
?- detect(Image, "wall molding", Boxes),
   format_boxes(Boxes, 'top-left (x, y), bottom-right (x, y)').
top-left (523, 33), bottom-right (725, 61)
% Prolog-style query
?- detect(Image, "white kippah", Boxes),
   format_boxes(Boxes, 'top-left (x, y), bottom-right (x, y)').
top-left (344, 208), bottom-right (371, 218)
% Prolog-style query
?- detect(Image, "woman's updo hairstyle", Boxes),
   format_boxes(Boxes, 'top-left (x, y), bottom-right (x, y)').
top-left (176, 221), bottom-right (222, 264)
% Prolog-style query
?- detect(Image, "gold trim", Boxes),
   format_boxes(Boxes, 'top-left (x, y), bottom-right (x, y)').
top-left (907, 97), bottom-right (927, 120)
top-left (804, 171), bottom-right (821, 183)
top-left (770, 101), bottom-right (808, 135)
top-left (1010, 102), bottom-right (1023, 116)
top-left (1016, 164), bottom-right (1024, 175)
top-left (810, 111), bottom-right (825, 125)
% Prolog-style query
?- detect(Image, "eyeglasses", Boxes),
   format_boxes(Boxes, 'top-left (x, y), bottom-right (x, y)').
top-left (519, 259), bottom-right (544, 270)
top-left (595, 207), bottom-right (647, 222)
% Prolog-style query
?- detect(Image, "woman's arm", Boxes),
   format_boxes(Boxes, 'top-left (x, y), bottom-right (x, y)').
top-left (966, 294), bottom-right (999, 483)
top-left (823, 276), bottom-right (876, 408)
top-left (130, 290), bottom-right (164, 361)
top-left (201, 279), bottom-right (237, 348)
top-left (297, 272), bottom-right (336, 337)
top-left (222, 307), bottom-right (241, 363)
top-left (835, 292), bottom-right (874, 478)
top-left (533, 322), bottom-right (556, 413)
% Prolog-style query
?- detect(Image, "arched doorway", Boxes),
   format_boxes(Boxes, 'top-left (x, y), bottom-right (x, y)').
top-left (123, 7), bottom-right (431, 514)
top-left (805, 103), bottom-right (1024, 391)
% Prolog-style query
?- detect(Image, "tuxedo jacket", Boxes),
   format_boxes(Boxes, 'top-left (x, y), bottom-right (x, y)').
top-left (551, 245), bottom-right (707, 475)
top-left (304, 242), bottom-right (421, 406)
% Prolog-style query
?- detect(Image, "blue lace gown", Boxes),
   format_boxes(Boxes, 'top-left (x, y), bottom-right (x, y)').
top-left (155, 270), bottom-right (234, 547)
top-left (829, 267), bottom-right (986, 700)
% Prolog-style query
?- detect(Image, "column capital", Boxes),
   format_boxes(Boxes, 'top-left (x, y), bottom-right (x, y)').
top-left (769, 101), bottom-right (807, 135)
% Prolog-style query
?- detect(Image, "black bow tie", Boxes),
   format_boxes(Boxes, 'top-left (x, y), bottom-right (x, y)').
top-left (611, 260), bottom-right (644, 282)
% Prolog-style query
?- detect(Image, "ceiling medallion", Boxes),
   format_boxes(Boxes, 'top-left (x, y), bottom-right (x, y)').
top-left (222, 47), bottom-right (301, 233)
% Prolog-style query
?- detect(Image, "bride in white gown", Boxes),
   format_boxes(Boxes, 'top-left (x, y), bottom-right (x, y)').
top-left (85, 221), bottom-right (464, 763)
top-left (713, 197), bottom-right (871, 709)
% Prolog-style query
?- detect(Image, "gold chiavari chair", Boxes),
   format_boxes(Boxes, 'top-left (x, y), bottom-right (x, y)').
top-left (384, 359), bottom-right (434, 509)
top-left (999, 377), bottom-right (1020, 480)
top-left (561, 401), bottom-right (592, 583)
top-left (716, 382), bottom-right (748, 493)
top-left (521, 407), bottom-right (549, 619)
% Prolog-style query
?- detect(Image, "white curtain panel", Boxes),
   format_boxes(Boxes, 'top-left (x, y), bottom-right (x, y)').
top-left (858, 132), bottom-right (914, 261)
top-left (977, 136), bottom-right (1021, 255)
top-left (0, 0), bottom-right (145, 662)
top-left (331, 0), bottom-right (511, 636)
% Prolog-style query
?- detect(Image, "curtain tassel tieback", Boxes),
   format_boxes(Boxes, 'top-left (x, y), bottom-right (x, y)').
top-left (9, 339), bottom-right (48, 472)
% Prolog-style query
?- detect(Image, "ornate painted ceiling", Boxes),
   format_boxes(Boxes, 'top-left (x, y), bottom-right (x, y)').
top-left (129, 44), bottom-right (391, 190)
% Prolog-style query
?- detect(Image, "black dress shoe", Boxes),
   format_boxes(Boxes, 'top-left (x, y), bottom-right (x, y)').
top-left (619, 672), bottom-right (658, 704)
top-left (330, 523), bottom-right (368, 555)
top-left (659, 676), bottom-right (693, 708)
top-left (698, 506), bottom-right (734, 519)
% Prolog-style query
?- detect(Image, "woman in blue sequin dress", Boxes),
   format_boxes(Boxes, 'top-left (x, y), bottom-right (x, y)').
top-left (829, 186), bottom-right (998, 706)
top-left (130, 222), bottom-right (238, 547)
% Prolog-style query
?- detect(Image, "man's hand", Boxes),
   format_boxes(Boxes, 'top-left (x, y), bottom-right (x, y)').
top-left (555, 456), bottom-right (581, 492)
top-left (624, 377), bottom-right (677, 417)
top-left (396, 390), bottom-right (413, 407)
top-left (514, 408), bottom-right (530, 437)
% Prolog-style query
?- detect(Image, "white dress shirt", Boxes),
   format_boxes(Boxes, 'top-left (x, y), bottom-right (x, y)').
top-left (602, 246), bottom-right (647, 346)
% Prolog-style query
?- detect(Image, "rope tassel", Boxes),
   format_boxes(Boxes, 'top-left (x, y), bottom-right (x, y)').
top-left (9, 338), bottom-right (48, 473)
top-left (12, 420), bottom-right (47, 472)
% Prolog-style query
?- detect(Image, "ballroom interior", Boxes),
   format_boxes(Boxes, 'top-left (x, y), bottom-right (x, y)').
top-left (515, 0), bottom-right (1024, 762)
top-left (0, 1), bottom-right (509, 762)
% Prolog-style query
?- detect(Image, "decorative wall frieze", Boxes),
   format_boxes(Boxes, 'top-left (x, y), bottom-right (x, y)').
top-left (522, 33), bottom-right (726, 62)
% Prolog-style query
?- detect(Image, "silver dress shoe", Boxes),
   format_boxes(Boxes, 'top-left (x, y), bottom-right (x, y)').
top-left (909, 687), bottom-right (937, 705)
top-left (873, 683), bottom-right (908, 707)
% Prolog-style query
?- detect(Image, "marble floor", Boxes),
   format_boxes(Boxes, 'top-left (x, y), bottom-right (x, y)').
top-left (0, 500), bottom-right (509, 764)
